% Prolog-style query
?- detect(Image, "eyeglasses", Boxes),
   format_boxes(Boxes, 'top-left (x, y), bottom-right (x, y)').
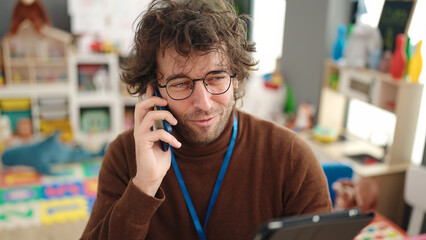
top-left (157, 71), bottom-right (237, 100)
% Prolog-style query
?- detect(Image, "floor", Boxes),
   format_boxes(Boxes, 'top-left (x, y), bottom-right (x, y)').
top-left (0, 220), bottom-right (87, 240)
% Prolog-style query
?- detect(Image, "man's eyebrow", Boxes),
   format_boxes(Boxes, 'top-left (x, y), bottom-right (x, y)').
top-left (165, 74), bottom-right (188, 82)
top-left (165, 69), bottom-right (229, 81)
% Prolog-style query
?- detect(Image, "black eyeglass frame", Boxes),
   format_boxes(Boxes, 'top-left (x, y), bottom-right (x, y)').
top-left (157, 71), bottom-right (237, 101)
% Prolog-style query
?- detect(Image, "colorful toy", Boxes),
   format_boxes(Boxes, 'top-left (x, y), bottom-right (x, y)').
top-left (313, 125), bottom-right (338, 143)
top-left (332, 24), bottom-right (346, 62)
top-left (80, 108), bottom-right (110, 133)
top-left (407, 40), bottom-right (423, 83)
top-left (263, 58), bottom-right (284, 89)
top-left (1, 131), bottom-right (108, 175)
top-left (389, 34), bottom-right (407, 80)
top-left (344, 23), bottom-right (382, 68)
top-left (7, 0), bottom-right (51, 36)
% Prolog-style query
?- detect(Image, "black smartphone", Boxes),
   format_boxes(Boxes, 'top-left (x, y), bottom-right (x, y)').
top-left (154, 89), bottom-right (173, 151)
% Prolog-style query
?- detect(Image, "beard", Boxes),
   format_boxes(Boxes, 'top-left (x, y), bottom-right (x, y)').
top-left (173, 98), bottom-right (234, 145)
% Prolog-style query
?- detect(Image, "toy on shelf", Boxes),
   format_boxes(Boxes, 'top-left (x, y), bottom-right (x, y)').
top-left (263, 58), bottom-right (284, 89)
top-left (343, 23), bottom-right (382, 68)
top-left (80, 107), bottom-right (111, 133)
top-left (0, 98), bottom-right (32, 134)
top-left (1, 131), bottom-right (108, 175)
top-left (294, 103), bottom-right (315, 131)
top-left (332, 24), bottom-right (346, 62)
top-left (77, 64), bottom-right (110, 92)
top-left (7, 0), bottom-right (51, 36)
top-left (90, 39), bottom-right (119, 54)
top-left (16, 117), bottom-right (32, 141)
top-left (38, 97), bottom-right (73, 141)
top-left (389, 34), bottom-right (407, 81)
top-left (407, 40), bottom-right (423, 83)
top-left (312, 125), bottom-right (338, 143)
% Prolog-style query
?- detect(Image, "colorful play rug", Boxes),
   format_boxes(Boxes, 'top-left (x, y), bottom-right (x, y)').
top-left (0, 159), bottom-right (101, 229)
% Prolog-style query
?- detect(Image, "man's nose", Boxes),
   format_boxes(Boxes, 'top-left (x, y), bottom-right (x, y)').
top-left (191, 81), bottom-right (212, 111)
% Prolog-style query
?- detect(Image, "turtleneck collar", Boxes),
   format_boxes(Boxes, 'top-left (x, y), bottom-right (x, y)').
top-left (171, 108), bottom-right (236, 159)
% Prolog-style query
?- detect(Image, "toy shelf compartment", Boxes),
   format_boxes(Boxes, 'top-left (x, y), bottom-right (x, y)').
top-left (322, 60), bottom-right (421, 114)
top-left (68, 53), bottom-right (124, 146)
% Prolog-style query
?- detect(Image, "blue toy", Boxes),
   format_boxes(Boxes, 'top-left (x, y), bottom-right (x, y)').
top-left (1, 132), bottom-right (108, 175)
top-left (332, 24), bottom-right (347, 62)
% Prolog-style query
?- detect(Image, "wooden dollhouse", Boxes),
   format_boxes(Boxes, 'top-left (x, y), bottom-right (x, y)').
top-left (2, 20), bottom-right (72, 85)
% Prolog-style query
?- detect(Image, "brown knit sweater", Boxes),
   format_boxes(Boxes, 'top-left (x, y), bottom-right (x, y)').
top-left (81, 110), bottom-right (332, 240)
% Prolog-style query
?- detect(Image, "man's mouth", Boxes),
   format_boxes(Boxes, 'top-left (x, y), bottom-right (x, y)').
top-left (190, 117), bottom-right (215, 127)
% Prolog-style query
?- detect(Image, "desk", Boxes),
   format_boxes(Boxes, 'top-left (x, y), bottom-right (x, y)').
top-left (0, 159), bottom-right (101, 240)
top-left (299, 131), bottom-right (409, 227)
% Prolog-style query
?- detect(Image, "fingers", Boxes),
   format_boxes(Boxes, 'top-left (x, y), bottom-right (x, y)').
top-left (134, 84), bottom-right (168, 126)
top-left (139, 110), bottom-right (178, 134)
top-left (133, 84), bottom-right (181, 150)
top-left (145, 129), bottom-right (182, 149)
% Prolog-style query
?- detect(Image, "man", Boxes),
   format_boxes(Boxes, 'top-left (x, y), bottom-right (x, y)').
top-left (81, 0), bottom-right (332, 239)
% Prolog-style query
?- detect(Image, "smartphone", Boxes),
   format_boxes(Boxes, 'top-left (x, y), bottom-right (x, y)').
top-left (154, 89), bottom-right (172, 151)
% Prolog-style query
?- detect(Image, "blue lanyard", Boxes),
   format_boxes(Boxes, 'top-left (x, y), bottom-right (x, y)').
top-left (170, 114), bottom-right (238, 240)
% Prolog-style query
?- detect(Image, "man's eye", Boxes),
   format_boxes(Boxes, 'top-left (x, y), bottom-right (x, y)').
top-left (169, 79), bottom-right (191, 89)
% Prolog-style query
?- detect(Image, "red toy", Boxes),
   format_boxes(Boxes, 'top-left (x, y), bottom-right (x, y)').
top-left (7, 0), bottom-right (52, 36)
top-left (389, 34), bottom-right (407, 80)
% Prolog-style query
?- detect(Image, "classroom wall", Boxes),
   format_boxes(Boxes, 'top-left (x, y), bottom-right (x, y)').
top-left (0, 0), bottom-right (70, 39)
top-left (1, 0), bottom-right (426, 234)
top-left (280, 0), bottom-right (351, 114)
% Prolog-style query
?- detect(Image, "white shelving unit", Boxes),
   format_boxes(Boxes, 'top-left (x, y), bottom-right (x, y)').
top-left (1, 32), bottom-right (137, 147)
top-left (318, 59), bottom-right (424, 165)
top-left (68, 54), bottom-right (124, 146)
top-left (310, 59), bottom-right (424, 226)
top-left (0, 21), bottom-right (73, 140)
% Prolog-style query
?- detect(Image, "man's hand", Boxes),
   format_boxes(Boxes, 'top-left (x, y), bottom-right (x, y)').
top-left (132, 84), bottom-right (181, 197)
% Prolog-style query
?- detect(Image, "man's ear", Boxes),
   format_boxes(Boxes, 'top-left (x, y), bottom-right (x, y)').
top-left (233, 78), bottom-right (239, 89)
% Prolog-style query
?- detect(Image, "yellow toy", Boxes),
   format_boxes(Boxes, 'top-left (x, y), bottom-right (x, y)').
top-left (407, 40), bottom-right (423, 83)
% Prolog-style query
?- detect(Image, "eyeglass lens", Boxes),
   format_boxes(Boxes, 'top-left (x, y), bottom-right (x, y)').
top-left (166, 71), bottom-right (231, 100)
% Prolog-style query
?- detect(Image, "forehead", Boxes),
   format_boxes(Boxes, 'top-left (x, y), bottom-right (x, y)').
top-left (156, 48), bottom-right (228, 78)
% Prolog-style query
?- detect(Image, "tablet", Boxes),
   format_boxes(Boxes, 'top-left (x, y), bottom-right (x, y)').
top-left (253, 209), bottom-right (375, 240)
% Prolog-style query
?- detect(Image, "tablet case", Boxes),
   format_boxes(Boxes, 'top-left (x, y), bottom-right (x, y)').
top-left (253, 209), bottom-right (375, 240)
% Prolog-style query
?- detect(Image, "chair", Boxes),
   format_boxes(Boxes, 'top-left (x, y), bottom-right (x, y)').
top-left (321, 162), bottom-right (354, 206)
top-left (404, 165), bottom-right (426, 236)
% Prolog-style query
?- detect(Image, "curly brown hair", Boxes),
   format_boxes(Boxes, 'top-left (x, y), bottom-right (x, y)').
top-left (121, 0), bottom-right (257, 100)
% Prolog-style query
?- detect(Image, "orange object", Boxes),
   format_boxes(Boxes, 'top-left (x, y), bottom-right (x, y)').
top-left (389, 34), bottom-right (407, 80)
